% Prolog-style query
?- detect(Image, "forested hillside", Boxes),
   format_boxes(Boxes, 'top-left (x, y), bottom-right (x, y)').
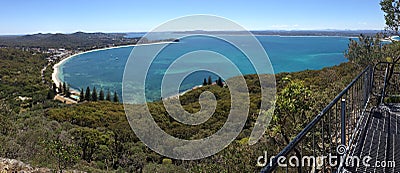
top-left (0, 32), bottom-right (140, 50)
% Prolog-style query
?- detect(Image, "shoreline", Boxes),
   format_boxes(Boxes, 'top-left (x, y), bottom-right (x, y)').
top-left (380, 36), bottom-right (400, 42)
top-left (51, 41), bottom-right (174, 92)
top-left (162, 85), bottom-right (203, 100)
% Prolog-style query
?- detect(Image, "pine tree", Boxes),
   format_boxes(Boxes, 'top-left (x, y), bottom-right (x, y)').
top-left (113, 91), bottom-right (119, 102)
top-left (85, 86), bottom-right (91, 101)
top-left (207, 76), bottom-right (212, 85)
top-left (106, 89), bottom-right (111, 101)
top-left (47, 89), bottom-right (55, 99)
top-left (217, 77), bottom-right (224, 87)
top-left (59, 82), bottom-right (63, 94)
top-left (79, 88), bottom-right (85, 102)
top-left (66, 85), bottom-right (71, 97)
top-left (52, 83), bottom-right (57, 95)
top-left (63, 82), bottom-right (67, 95)
top-left (92, 87), bottom-right (98, 101)
top-left (99, 89), bottom-right (104, 101)
top-left (203, 78), bottom-right (207, 86)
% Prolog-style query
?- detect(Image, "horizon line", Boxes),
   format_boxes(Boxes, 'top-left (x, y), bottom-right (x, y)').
top-left (0, 29), bottom-right (386, 36)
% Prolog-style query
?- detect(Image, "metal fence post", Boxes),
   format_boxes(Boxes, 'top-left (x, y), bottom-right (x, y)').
top-left (364, 73), bottom-right (367, 105)
top-left (341, 98), bottom-right (346, 146)
top-left (369, 66), bottom-right (372, 95)
top-left (339, 98), bottom-right (347, 172)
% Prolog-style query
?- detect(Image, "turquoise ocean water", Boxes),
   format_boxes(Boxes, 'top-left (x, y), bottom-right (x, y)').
top-left (58, 36), bottom-right (350, 102)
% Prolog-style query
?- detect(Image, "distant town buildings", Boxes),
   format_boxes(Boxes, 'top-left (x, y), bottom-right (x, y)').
top-left (45, 48), bottom-right (74, 63)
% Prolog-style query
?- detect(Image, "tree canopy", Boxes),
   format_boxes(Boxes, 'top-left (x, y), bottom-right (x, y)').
top-left (381, 0), bottom-right (400, 35)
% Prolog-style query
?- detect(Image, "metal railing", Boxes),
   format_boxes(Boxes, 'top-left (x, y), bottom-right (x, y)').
top-left (372, 62), bottom-right (400, 105)
top-left (261, 66), bottom-right (373, 173)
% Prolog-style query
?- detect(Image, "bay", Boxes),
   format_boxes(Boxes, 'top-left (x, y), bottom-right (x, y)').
top-left (59, 35), bottom-right (350, 102)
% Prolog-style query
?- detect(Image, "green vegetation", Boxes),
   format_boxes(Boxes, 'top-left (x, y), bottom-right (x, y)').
top-left (202, 78), bottom-right (207, 86)
top-left (216, 77), bottom-right (224, 87)
top-left (0, 32), bottom-right (140, 50)
top-left (79, 88), bottom-right (85, 102)
top-left (380, 0), bottom-right (400, 35)
top-left (202, 76), bottom-right (224, 87)
top-left (0, 48), bottom-right (50, 115)
top-left (99, 89), bottom-right (105, 101)
top-left (85, 87), bottom-right (91, 101)
top-left (0, 48), bottom-right (62, 169)
top-left (106, 90), bottom-right (111, 101)
top-left (79, 86), bottom-right (118, 103)
top-left (92, 87), bottom-right (98, 102)
top-left (113, 91), bottom-right (119, 103)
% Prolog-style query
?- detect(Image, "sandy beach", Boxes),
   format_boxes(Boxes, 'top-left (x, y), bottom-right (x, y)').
top-left (51, 41), bottom-right (175, 90)
top-left (52, 54), bottom-right (71, 88)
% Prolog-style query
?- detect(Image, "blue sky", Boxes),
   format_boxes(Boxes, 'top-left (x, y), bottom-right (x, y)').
top-left (0, 0), bottom-right (386, 35)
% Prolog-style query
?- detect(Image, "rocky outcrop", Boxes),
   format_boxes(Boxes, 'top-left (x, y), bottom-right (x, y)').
top-left (0, 158), bottom-right (50, 173)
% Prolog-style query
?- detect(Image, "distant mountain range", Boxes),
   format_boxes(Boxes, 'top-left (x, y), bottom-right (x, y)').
top-left (0, 32), bottom-right (140, 50)
top-left (0, 30), bottom-right (383, 50)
